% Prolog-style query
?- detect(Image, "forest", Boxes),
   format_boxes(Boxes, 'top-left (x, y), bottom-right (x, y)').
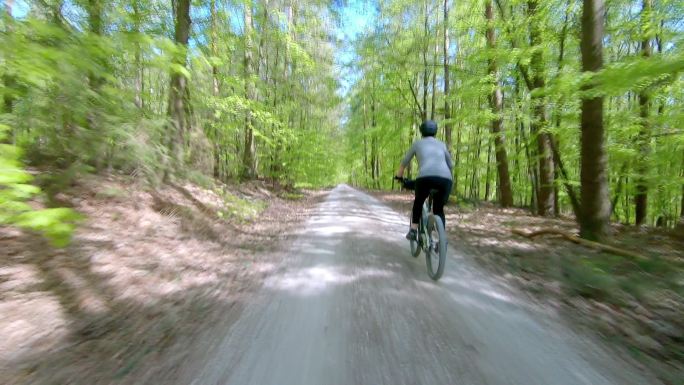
top-left (1, 0), bottom-right (683, 244)
top-left (1, 1), bottom-right (684, 383)
top-left (344, 0), bottom-right (684, 241)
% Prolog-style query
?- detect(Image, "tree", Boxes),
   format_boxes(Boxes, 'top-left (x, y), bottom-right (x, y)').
top-left (679, 161), bottom-right (684, 232)
top-left (2, 0), bottom-right (14, 118)
top-left (132, 0), bottom-right (144, 110)
top-left (242, 0), bottom-right (257, 179)
top-left (1, 0), bottom-right (19, 148)
top-left (579, 0), bottom-right (610, 240)
top-left (443, 0), bottom-right (452, 151)
top-left (634, 0), bottom-right (652, 226)
top-left (485, 0), bottom-right (513, 207)
top-left (0, 0), bottom-right (681, 235)
top-left (527, 0), bottom-right (554, 216)
top-left (168, 0), bottom-right (192, 167)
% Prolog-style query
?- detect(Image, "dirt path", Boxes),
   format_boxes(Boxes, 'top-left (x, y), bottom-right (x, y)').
top-left (0, 177), bottom-right (325, 385)
top-left (184, 185), bottom-right (658, 385)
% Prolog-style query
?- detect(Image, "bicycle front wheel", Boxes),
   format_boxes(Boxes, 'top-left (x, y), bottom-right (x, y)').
top-left (425, 215), bottom-right (447, 280)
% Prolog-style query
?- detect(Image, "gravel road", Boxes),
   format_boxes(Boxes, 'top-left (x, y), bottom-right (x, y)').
top-left (188, 185), bottom-right (657, 385)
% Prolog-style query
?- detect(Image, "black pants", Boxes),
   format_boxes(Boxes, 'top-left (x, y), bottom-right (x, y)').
top-left (412, 176), bottom-right (453, 228)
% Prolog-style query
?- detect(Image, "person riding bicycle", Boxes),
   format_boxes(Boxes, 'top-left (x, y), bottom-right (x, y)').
top-left (395, 120), bottom-right (453, 241)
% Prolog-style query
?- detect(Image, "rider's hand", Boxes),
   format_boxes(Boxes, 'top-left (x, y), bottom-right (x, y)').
top-left (394, 175), bottom-right (404, 181)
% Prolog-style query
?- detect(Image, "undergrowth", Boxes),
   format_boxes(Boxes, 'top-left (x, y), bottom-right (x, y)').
top-left (217, 190), bottom-right (267, 223)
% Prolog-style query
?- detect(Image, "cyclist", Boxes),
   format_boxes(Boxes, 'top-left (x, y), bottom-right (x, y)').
top-left (395, 120), bottom-right (453, 241)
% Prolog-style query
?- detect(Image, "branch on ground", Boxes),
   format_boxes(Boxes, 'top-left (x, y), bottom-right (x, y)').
top-left (511, 228), bottom-right (650, 261)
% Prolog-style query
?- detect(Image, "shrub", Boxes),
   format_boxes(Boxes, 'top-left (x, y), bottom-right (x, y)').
top-left (0, 125), bottom-right (80, 246)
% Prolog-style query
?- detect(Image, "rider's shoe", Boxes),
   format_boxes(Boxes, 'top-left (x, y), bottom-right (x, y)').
top-left (406, 229), bottom-right (417, 241)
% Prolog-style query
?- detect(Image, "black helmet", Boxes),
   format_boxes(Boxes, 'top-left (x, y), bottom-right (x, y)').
top-left (419, 120), bottom-right (438, 137)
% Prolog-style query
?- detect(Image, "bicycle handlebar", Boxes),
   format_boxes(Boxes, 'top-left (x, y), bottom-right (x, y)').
top-left (394, 176), bottom-right (416, 190)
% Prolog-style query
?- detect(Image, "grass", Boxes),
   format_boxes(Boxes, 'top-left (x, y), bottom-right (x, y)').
top-left (95, 186), bottom-right (127, 199)
top-left (293, 182), bottom-right (314, 189)
top-left (562, 258), bottom-right (621, 302)
top-left (280, 192), bottom-right (304, 200)
top-left (217, 191), bottom-right (267, 223)
top-left (560, 252), bottom-right (684, 307)
top-left (186, 170), bottom-right (216, 190)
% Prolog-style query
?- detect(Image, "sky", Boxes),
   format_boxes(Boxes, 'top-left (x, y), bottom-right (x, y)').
top-left (334, 0), bottom-right (377, 97)
top-left (9, 0), bottom-right (29, 17)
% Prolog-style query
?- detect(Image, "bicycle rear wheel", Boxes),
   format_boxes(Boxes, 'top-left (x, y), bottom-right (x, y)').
top-left (409, 219), bottom-right (421, 257)
top-left (425, 215), bottom-right (447, 280)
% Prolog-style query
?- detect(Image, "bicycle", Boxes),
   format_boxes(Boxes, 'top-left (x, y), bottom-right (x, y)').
top-left (395, 177), bottom-right (447, 281)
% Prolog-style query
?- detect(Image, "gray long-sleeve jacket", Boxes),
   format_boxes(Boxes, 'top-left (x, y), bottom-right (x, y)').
top-left (401, 137), bottom-right (453, 180)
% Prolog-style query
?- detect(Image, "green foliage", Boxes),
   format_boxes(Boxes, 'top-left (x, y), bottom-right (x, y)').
top-left (590, 51), bottom-right (684, 97)
top-left (186, 170), bottom-right (216, 190)
top-left (1, 0), bottom-right (681, 227)
top-left (217, 190), bottom-right (266, 223)
top-left (562, 258), bottom-right (621, 301)
top-left (343, 0), bottom-right (684, 228)
top-left (562, 251), bottom-right (684, 306)
top-left (281, 192), bottom-right (304, 200)
top-left (0, 0), bottom-right (343, 197)
top-left (0, 125), bottom-right (80, 246)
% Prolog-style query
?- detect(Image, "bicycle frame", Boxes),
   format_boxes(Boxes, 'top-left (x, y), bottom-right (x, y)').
top-left (417, 192), bottom-right (436, 251)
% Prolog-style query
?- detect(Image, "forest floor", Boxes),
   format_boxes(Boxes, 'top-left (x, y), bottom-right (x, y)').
top-left (2, 179), bottom-right (682, 384)
top-left (374, 191), bottom-right (684, 384)
top-left (0, 174), bottom-right (326, 385)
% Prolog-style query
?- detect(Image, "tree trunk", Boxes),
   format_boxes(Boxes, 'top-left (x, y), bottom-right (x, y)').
top-left (210, 0), bottom-right (221, 179)
top-left (362, 97), bottom-right (370, 184)
top-left (1, 72), bottom-right (12, 115)
top-left (513, 114), bottom-right (522, 205)
top-left (241, 0), bottom-right (257, 179)
top-left (454, 115), bottom-right (462, 195)
top-left (371, 91), bottom-right (379, 188)
top-left (549, 135), bottom-right (581, 218)
top-left (470, 122), bottom-right (483, 200)
top-left (521, 119), bottom-right (538, 211)
top-left (430, 40), bottom-right (438, 121)
top-left (86, 0), bottom-right (105, 94)
top-left (268, 40), bottom-right (280, 183)
top-left (679, 158), bottom-right (684, 227)
top-left (86, 0), bottom-right (107, 168)
top-left (443, 0), bottom-right (452, 150)
top-left (167, 0), bottom-right (192, 167)
top-left (406, 121), bottom-right (417, 179)
top-left (486, 0), bottom-right (514, 207)
top-left (133, 0), bottom-right (143, 109)
top-left (421, 0), bottom-right (429, 121)
top-left (271, 0), bottom-right (293, 182)
top-left (552, 1), bottom-right (573, 218)
top-left (257, 2), bottom-right (267, 85)
top-left (624, 176), bottom-right (631, 222)
top-left (2, 0), bottom-right (14, 120)
top-left (2, 0), bottom-right (14, 144)
top-left (635, 0), bottom-right (652, 226)
top-left (528, 0), bottom-right (555, 216)
top-left (610, 162), bottom-right (628, 217)
top-left (680, 166), bottom-right (684, 226)
top-left (210, 0), bottom-right (220, 98)
top-left (484, 139), bottom-right (492, 201)
top-left (553, 167), bottom-right (560, 216)
top-left (579, 0), bottom-right (611, 240)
